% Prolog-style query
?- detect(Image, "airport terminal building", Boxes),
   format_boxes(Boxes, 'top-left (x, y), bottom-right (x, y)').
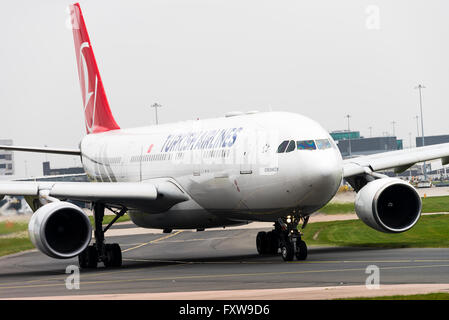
top-left (0, 139), bottom-right (14, 176)
top-left (42, 161), bottom-right (86, 178)
top-left (330, 131), bottom-right (403, 158)
top-left (416, 134), bottom-right (449, 147)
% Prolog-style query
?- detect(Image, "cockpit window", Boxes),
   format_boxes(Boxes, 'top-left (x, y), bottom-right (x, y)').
top-left (329, 137), bottom-right (338, 150)
top-left (286, 140), bottom-right (296, 153)
top-left (296, 140), bottom-right (316, 150)
top-left (277, 140), bottom-right (289, 153)
top-left (316, 139), bottom-right (332, 150)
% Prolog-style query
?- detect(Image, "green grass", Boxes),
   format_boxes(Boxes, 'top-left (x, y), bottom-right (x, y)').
top-left (319, 202), bottom-right (355, 214)
top-left (421, 195), bottom-right (449, 213)
top-left (302, 214), bottom-right (449, 248)
top-left (322, 195), bottom-right (449, 215)
top-left (0, 221), bottom-right (28, 235)
top-left (342, 292), bottom-right (449, 300)
top-left (88, 214), bottom-right (131, 226)
top-left (0, 238), bottom-right (34, 257)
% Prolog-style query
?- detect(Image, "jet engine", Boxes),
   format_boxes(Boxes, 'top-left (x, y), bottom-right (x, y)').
top-left (355, 178), bottom-right (422, 233)
top-left (28, 201), bottom-right (92, 259)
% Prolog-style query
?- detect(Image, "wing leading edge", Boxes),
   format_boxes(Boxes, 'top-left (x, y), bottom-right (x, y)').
top-left (0, 179), bottom-right (190, 213)
top-left (343, 142), bottom-right (449, 178)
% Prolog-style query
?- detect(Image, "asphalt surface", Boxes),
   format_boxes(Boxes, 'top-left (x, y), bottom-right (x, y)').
top-left (0, 225), bottom-right (449, 299)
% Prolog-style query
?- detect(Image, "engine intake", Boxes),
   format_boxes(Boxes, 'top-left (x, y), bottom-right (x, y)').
top-left (28, 201), bottom-right (92, 259)
top-left (355, 178), bottom-right (422, 233)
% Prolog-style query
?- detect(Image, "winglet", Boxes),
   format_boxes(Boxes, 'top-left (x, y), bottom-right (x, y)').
top-left (69, 3), bottom-right (120, 134)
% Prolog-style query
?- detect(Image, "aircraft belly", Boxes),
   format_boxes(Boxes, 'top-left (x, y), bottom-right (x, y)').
top-left (129, 210), bottom-right (245, 229)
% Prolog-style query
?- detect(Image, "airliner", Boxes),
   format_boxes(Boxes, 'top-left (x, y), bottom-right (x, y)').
top-left (1, 3), bottom-right (449, 268)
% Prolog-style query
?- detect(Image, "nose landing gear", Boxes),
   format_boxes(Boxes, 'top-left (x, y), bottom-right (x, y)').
top-left (256, 215), bottom-right (308, 261)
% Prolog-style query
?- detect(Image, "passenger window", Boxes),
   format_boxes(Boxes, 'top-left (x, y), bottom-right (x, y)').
top-left (296, 140), bottom-right (316, 150)
top-left (277, 140), bottom-right (289, 153)
top-left (286, 140), bottom-right (296, 153)
top-left (316, 139), bottom-right (332, 150)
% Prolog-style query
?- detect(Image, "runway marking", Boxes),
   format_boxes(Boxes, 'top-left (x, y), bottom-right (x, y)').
top-left (122, 258), bottom-right (449, 265)
top-left (0, 267), bottom-right (150, 287)
top-left (0, 263), bottom-right (448, 291)
top-left (159, 237), bottom-right (229, 243)
top-left (2, 258), bottom-right (449, 287)
top-left (0, 261), bottom-right (179, 288)
top-left (121, 230), bottom-right (183, 253)
top-left (0, 233), bottom-right (182, 288)
top-left (0, 229), bottom-right (180, 287)
top-left (120, 243), bottom-right (148, 247)
top-left (293, 259), bottom-right (449, 264)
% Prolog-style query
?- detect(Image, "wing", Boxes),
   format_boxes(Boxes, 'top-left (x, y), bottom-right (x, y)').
top-left (343, 142), bottom-right (449, 177)
top-left (343, 142), bottom-right (449, 190)
top-left (0, 179), bottom-right (190, 212)
top-left (0, 145), bottom-right (189, 212)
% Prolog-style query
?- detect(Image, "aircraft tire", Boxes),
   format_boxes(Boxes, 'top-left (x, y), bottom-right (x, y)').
top-left (281, 242), bottom-right (294, 261)
top-left (256, 231), bottom-right (268, 254)
top-left (266, 231), bottom-right (279, 255)
top-left (104, 243), bottom-right (122, 267)
top-left (79, 245), bottom-right (98, 269)
top-left (295, 240), bottom-right (308, 260)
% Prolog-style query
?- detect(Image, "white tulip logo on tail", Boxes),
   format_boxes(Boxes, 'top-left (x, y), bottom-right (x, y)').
top-left (79, 42), bottom-right (98, 134)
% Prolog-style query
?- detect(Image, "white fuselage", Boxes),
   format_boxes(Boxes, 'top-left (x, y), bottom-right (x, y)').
top-left (79, 111), bottom-right (343, 229)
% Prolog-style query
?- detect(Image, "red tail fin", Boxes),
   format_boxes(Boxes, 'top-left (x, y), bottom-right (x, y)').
top-left (69, 3), bottom-right (120, 134)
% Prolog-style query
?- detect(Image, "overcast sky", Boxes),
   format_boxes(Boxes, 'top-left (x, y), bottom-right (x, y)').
top-left (1, 0), bottom-right (449, 177)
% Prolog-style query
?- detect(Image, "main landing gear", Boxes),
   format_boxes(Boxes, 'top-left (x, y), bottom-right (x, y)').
top-left (256, 215), bottom-right (308, 261)
top-left (78, 203), bottom-right (127, 269)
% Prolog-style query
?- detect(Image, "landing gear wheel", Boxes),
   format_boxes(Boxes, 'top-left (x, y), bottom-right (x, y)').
top-left (295, 240), bottom-right (308, 261)
top-left (281, 242), bottom-right (294, 261)
top-left (104, 243), bottom-right (122, 267)
top-left (266, 231), bottom-right (279, 255)
top-left (79, 245), bottom-right (98, 269)
top-left (256, 231), bottom-right (268, 255)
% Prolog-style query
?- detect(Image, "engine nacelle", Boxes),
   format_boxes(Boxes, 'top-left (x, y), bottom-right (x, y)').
top-left (355, 178), bottom-right (422, 233)
top-left (28, 201), bottom-right (92, 259)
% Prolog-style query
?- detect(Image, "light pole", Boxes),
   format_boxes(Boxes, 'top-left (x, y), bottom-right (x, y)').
top-left (368, 126), bottom-right (372, 137)
top-left (414, 115), bottom-right (419, 143)
top-left (391, 121), bottom-right (396, 136)
top-left (345, 114), bottom-right (352, 157)
top-left (415, 84), bottom-right (427, 180)
top-left (151, 103), bottom-right (162, 125)
top-left (408, 132), bottom-right (412, 149)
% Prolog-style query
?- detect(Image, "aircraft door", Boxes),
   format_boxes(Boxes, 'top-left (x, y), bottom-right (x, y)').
top-left (239, 130), bottom-right (253, 175)
top-left (240, 150), bottom-right (252, 174)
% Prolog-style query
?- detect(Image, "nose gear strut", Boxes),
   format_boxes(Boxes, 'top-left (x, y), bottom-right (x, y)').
top-left (256, 215), bottom-right (308, 261)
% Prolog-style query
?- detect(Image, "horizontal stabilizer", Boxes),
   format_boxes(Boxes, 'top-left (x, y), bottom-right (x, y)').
top-left (0, 145), bottom-right (81, 155)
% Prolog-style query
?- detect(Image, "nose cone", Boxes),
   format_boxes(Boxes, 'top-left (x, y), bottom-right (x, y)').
top-left (266, 112), bottom-right (343, 211)
top-left (307, 148), bottom-right (342, 184)
top-left (295, 148), bottom-right (343, 211)
top-left (314, 151), bottom-right (343, 190)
